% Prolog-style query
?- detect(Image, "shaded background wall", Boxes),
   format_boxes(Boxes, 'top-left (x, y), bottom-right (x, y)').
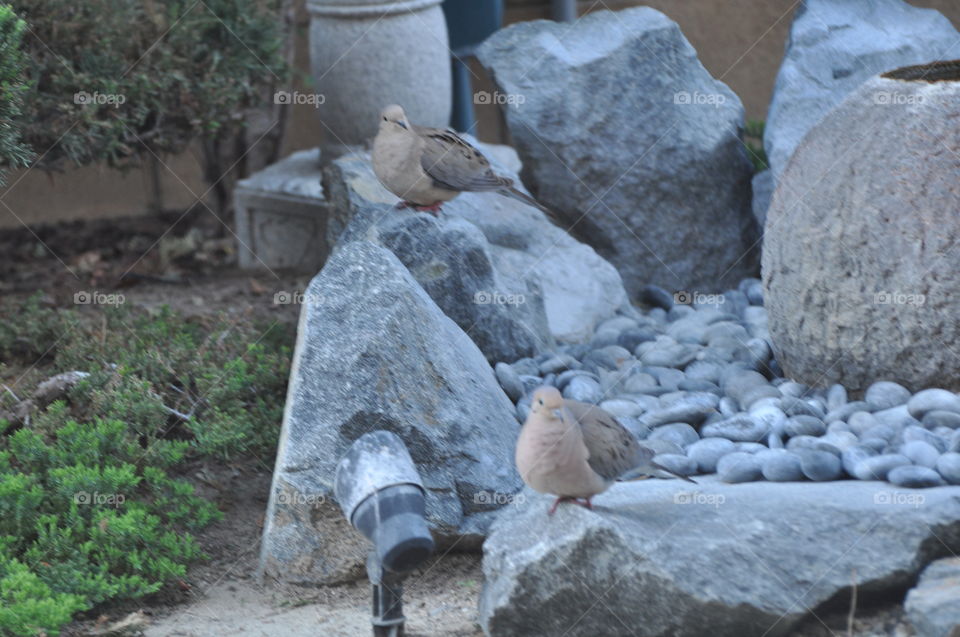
top-left (2, 0), bottom-right (957, 229)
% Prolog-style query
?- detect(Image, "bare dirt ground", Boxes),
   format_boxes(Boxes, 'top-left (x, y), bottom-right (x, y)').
top-left (62, 465), bottom-right (483, 637)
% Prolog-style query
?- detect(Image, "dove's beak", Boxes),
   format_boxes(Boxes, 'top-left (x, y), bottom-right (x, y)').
top-left (397, 121), bottom-right (408, 130)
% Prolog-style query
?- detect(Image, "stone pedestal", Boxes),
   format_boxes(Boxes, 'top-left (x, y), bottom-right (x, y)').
top-left (308, 0), bottom-right (452, 145)
top-left (234, 148), bottom-right (330, 271)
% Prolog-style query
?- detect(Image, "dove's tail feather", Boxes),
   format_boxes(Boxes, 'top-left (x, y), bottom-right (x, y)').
top-left (651, 461), bottom-right (698, 484)
top-left (499, 187), bottom-right (566, 228)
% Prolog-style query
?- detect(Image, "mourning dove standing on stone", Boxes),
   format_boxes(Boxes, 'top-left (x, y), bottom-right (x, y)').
top-left (516, 386), bottom-right (695, 515)
top-left (372, 104), bottom-right (556, 218)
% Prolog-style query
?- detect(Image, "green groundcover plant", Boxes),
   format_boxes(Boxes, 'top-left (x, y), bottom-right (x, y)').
top-left (0, 298), bottom-right (292, 636)
top-left (0, 4), bottom-right (31, 185)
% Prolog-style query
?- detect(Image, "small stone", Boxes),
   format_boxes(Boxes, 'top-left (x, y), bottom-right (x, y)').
top-left (677, 379), bottom-right (721, 395)
top-left (824, 401), bottom-right (871, 424)
top-left (820, 431), bottom-right (859, 452)
top-left (907, 388), bottom-right (960, 419)
top-left (900, 440), bottom-right (941, 469)
top-left (589, 329), bottom-right (621, 349)
top-left (887, 465), bottom-right (945, 488)
top-left (862, 423), bottom-right (897, 442)
top-left (538, 354), bottom-right (581, 375)
top-left (872, 405), bottom-right (918, 429)
top-left (642, 366), bottom-right (685, 390)
top-left (740, 278), bottom-right (764, 306)
top-left (750, 404), bottom-right (788, 435)
top-left (767, 431), bottom-right (784, 449)
top-left (735, 442), bottom-right (767, 454)
top-left (701, 415), bottom-right (768, 442)
top-left (935, 452), bottom-right (960, 484)
top-left (648, 423), bottom-right (699, 448)
top-left (738, 384), bottom-right (783, 410)
top-left (640, 284), bottom-right (674, 311)
top-left (778, 382), bottom-right (808, 398)
top-left (667, 304), bottom-right (696, 321)
top-left (841, 446), bottom-right (877, 478)
top-left (562, 375), bottom-right (602, 403)
top-left (716, 452), bottom-right (763, 483)
top-left (852, 454), bottom-right (911, 481)
top-left (687, 437), bottom-right (736, 473)
top-left (652, 453), bottom-right (698, 477)
top-left (623, 373), bottom-right (659, 394)
top-left (786, 435), bottom-right (840, 456)
top-left (638, 394), bottom-right (718, 427)
top-left (784, 415), bottom-right (826, 438)
top-left (666, 318), bottom-right (708, 344)
top-left (516, 401), bottom-right (530, 423)
top-left (826, 384), bottom-right (847, 411)
top-left (859, 438), bottom-right (887, 453)
top-left (581, 349), bottom-right (620, 371)
top-left (903, 425), bottom-right (948, 453)
top-left (781, 396), bottom-right (826, 419)
top-left (641, 343), bottom-right (700, 368)
top-left (598, 399), bottom-right (644, 418)
top-left (684, 361), bottom-right (723, 384)
top-left (719, 396), bottom-right (739, 417)
top-left (848, 411), bottom-right (879, 436)
top-left (597, 316), bottom-right (639, 334)
top-left (511, 357), bottom-right (540, 377)
top-left (796, 449), bottom-right (842, 481)
top-left (827, 421), bottom-right (853, 435)
top-left (618, 327), bottom-right (658, 351)
top-left (921, 410), bottom-right (960, 430)
top-left (642, 439), bottom-right (684, 456)
top-left (864, 381), bottom-right (912, 411)
top-left (494, 362), bottom-right (525, 402)
top-left (760, 449), bottom-right (805, 482)
top-left (555, 369), bottom-right (597, 390)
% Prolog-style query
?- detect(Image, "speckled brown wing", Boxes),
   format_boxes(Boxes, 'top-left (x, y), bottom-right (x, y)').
top-left (564, 399), bottom-right (642, 482)
top-left (413, 125), bottom-right (513, 193)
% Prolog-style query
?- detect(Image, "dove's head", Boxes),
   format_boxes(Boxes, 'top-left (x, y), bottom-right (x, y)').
top-left (380, 104), bottom-right (410, 133)
top-left (530, 386), bottom-right (564, 419)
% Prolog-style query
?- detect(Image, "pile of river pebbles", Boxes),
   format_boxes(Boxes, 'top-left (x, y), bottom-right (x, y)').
top-left (494, 279), bottom-right (960, 488)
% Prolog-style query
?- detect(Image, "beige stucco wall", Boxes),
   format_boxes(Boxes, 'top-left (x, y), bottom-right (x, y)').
top-left (2, 0), bottom-right (957, 229)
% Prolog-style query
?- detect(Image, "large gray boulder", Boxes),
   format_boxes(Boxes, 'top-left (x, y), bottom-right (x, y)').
top-left (480, 478), bottom-right (960, 637)
top-left (764, 0), bottom-right (959, 186)
top-left (477, 7), bottom-right (759, 298)
top-left (326, 143), bottom-right (632, 346)
top-left (905, 557), bottom-right (960, 637)
top-left (259, 241), bottom-right (521, 585)
top-left (762, 70), bottom-right (960, 394)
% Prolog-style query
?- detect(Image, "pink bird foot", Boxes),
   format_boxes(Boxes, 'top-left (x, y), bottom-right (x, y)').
top-left (547, 496), bottom-right (593, 515)
top-left (395, 201), bottom-right (443, 216)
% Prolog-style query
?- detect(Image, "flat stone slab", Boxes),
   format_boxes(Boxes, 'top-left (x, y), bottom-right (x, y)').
top-left (905, 557), bottom-right (960, 637)
top-left (480, 477), bottom-right (960, 637)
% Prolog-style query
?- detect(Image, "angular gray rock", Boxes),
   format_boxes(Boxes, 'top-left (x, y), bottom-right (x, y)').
top-left (763, 71), bottom-right (960, 394)
top-left (905, 557), bottom-right (960, 637)
top-left (480, 478), bottom-right (960, 637)
top-left (259, 242), bottom-right (521, 585)
top-left (764, 0), bottom-right (959, 184)
top-left (326, 144), bottom-right (631, 345)
top-left (477, 7), bottom-right (759, 297)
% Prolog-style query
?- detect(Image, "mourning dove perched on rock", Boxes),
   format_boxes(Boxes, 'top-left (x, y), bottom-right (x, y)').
top-left (516, 386), bottom-right (695, 515)
top-left (372, 104), bottom-right (556, 218)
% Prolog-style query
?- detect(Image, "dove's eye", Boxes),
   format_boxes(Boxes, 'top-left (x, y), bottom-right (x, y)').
top-left (538, 398), bottom-right (544, 405)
